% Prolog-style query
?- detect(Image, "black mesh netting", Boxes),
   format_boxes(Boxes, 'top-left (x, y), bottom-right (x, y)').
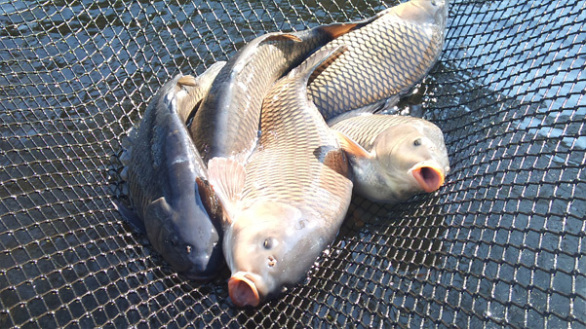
top-left (1, 0), bottom-right (585, 327)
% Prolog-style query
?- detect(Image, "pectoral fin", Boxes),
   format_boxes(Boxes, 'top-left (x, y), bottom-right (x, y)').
top-left (144, 197), bottom-right (174, 250)
top-left (196, 177), bottom-right (223, 223)
top-left (207, 157), bottom-right (246, 225)
top-left (112, 200), bottom-right (146, 233)
top-left (145, 197), bottom-right (173, 221)
top-left (333, 130), bottom-right (373, 159)
top-left (323, 147), bottom-right (351, 179)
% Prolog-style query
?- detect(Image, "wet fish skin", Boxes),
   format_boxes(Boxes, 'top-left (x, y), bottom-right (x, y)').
top-left (117, 63), bottom-right (225, 280)
top-left (174, 63), bottom-right (225, 122)
top-left (208, 47), bottom-right (353, 307)
top-left (332, 114), bottom-right (450, 204)
top-left (189, 20), bottom-right (372, 164)
top-left (308, 0), bottom-right (449, 121)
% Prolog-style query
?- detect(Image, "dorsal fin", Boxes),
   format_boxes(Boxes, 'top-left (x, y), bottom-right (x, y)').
top-left (263, 33), bottom-right (302, 43)
top-left (317, 13), bottom-right (381, 39)
top-left (177, 75), bottom-right (197, 87)
top-left (176, 62), bottom-right (226, 122)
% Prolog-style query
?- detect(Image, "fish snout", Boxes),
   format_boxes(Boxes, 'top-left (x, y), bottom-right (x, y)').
top-left (189, 251), bottom-right (212, 271)
top-left (183, 235), bottom-right (225, 279)
top-left (410, 164), bottom-right (445, 193)
top-left (228, 271), bottom-right (262, 307)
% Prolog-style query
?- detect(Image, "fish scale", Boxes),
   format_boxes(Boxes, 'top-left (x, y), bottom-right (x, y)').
top-left (332, 114), bottom-right (438, 150)
top-left (308, 0), bottom-right (448, 121)
top-left (213, 46), bottom-right (353, 307)
top-left (190, 21), bottom-right (372, 164)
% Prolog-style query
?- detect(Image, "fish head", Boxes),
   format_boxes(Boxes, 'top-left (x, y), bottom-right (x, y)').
top-left (144, 188), bottom-right (223, 281)
top-left (225, 201), bottom-right (321, 307)
top-left (373, 121), bottom-right (450, 200)
top-left (395, 0), bottom-right (449, 27)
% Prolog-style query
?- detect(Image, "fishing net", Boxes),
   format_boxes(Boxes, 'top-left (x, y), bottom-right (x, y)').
top-left (1, 0), bottom-right (584, 327)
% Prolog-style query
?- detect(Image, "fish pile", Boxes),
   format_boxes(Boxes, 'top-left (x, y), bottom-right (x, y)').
top-left (115, 0), bottom-right (451, 307)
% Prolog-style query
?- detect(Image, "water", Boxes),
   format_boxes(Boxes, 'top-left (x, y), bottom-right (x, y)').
top-left (0, 0), bottom-right (585, 328)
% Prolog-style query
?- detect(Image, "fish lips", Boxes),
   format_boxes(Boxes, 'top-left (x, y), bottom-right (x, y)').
top-left (228, 271), bottom-right (267, 307)
top-left (409, 162), bottom-right (446, 193)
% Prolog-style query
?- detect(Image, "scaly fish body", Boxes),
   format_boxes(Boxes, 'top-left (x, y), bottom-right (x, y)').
top-left (308, 0), bottom-right (449, 121)
top-left (332, 114), bottom-right (450, 203)
top-left (190, 21), bottom-right (372, 164)
top-left (208, 47), bottom-right (353, 307)
top-left (116, 62), bottom-right (225, 280)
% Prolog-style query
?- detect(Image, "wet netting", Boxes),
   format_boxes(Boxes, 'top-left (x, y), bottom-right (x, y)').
top-left (1, 0), bottom-right (585, 327)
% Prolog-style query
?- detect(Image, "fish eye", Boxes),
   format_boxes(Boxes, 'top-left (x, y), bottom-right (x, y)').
top-left (263, 238), bottom-right (273, 249)
top-left (413, 138), bottom-right (422, 146)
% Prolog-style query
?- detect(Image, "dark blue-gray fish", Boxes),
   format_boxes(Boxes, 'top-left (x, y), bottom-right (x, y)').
top-left (115, 62), bottom-right (225, 280)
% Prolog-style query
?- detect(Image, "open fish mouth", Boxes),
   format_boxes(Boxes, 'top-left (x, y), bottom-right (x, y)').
top-left (228, 271), bottom-right (262, 307)
top-left (410, 164), bottom-right (445, 193)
